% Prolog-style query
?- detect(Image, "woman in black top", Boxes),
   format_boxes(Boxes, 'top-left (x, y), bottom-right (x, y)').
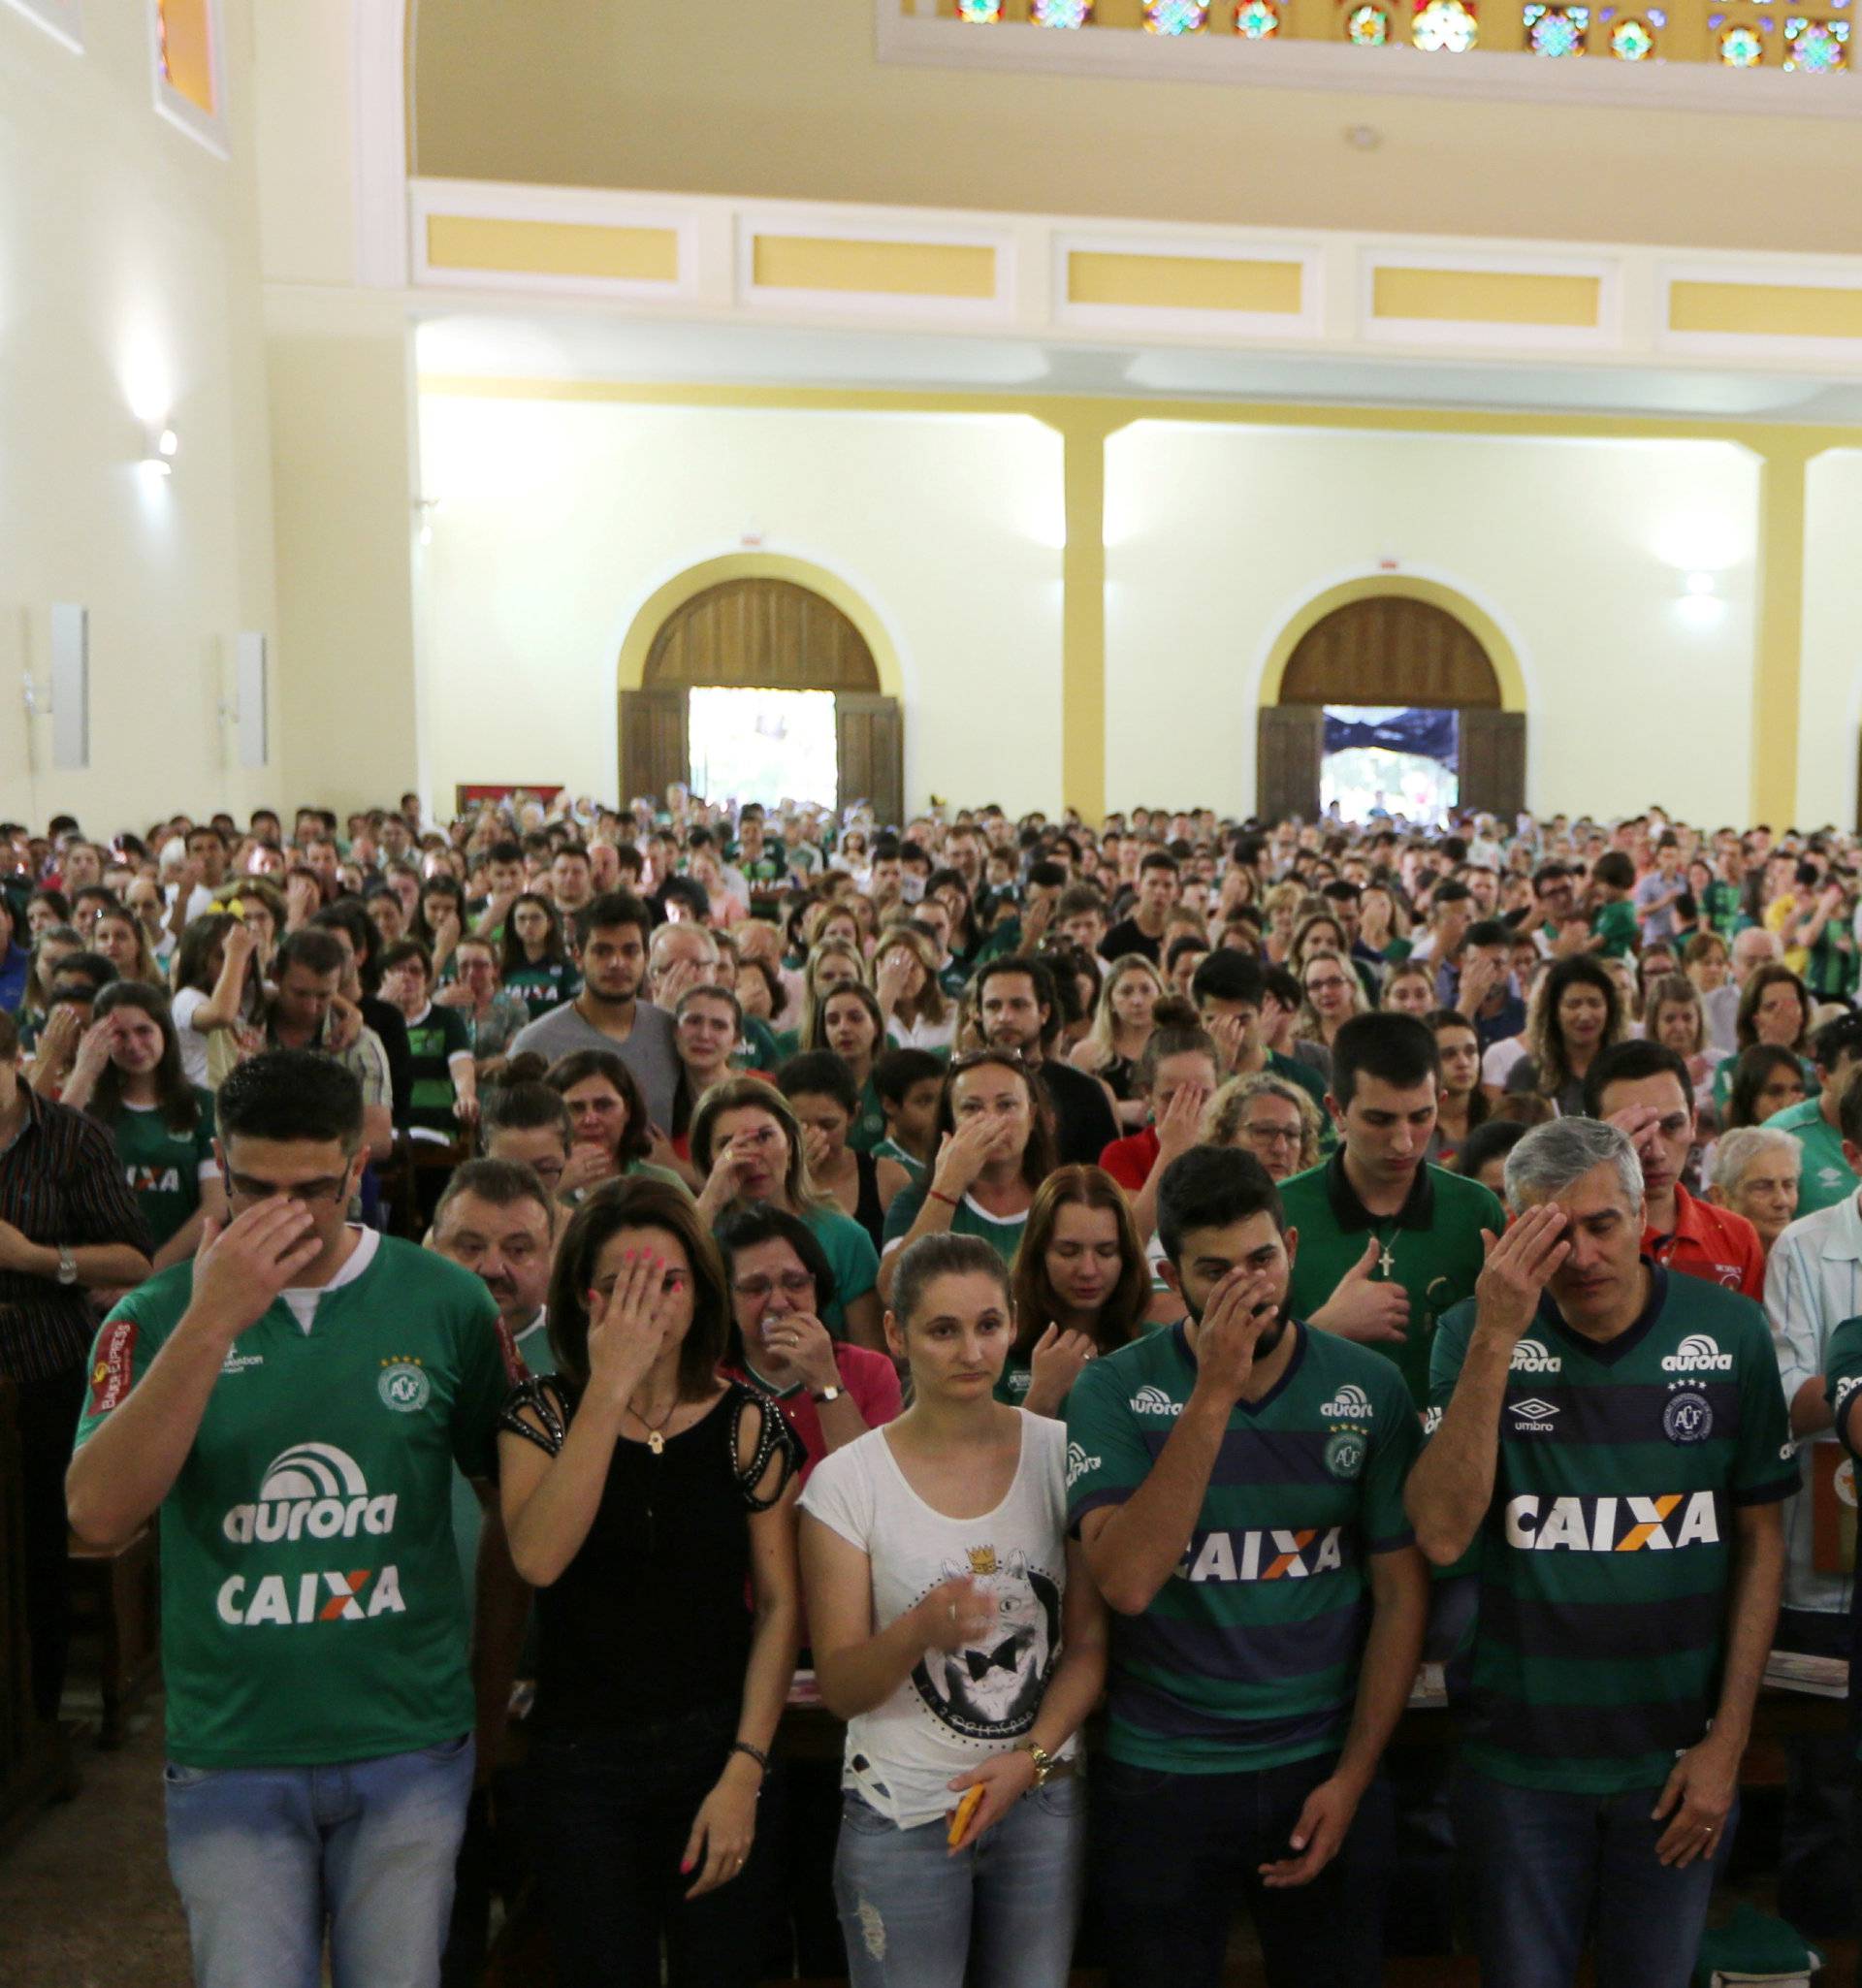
top-left (499, 1178), bottom-right (802, 1987)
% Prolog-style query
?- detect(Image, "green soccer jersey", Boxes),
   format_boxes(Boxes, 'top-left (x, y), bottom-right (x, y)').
top-left (402, 1002), bottom-right (474, 1136)
top-left (504, 960), bottom-right (581, 1021)
top-left (1765, 1096), bottom-right (1859, 1217)
top-left (883, 1180), bottom-right (1029, 1270)
top-left (1281, 1156), bottom-right (1503, 1409)
top-left (847, 1075), bottom-right (887, 1155)
top-left (871, 1135), bottom-right (927, 1184)
top-left (73, 1234), bottom-right (521, 1770)
top-left (1065, 1320), bottom-right (1420, 1774)
top-left (1429, 1269), bottom-right (1795, 1796)
top-left (1591, 899), bottom-right (1639, 959)
top-left (111, 1091), bottom-right (216, 1248)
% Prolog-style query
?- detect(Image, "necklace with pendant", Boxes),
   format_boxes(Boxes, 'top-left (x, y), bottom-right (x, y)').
top-left (1374, 1224), bottom-right (1398, 1279)
top-left (626, 1395), bottom-right (678, 1456)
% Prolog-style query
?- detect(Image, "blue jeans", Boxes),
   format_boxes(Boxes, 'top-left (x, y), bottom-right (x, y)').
top-left (1455, 1766), bottom-right (1736, 1988)
top-left (834, 1778), bottom-right (1086, 1988)
top-left (1089, 1751), bottom-right (1394, 1988)
top-left (164, 1734), bottom-right (474, 1988)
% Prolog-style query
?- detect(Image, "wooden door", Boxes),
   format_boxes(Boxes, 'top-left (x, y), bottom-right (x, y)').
top-left (1459, 709), bottom-right (1527, 820)
top-left (644, 580), bottom-right (879, 692)
top-left (1256, 705), bottom-right (1324, 824)
top-left (836, 694), bottom-right (904, 830)
top-left (1281, 597), bottom-right (1500, 709)
top-left (620, 688), bottom-right (689, 811)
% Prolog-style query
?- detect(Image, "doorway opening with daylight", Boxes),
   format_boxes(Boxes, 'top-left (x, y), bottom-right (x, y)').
top-left (1321, 705), bottom-right (1460, 828)
top-left (687, 687), bottom-right (839, 813)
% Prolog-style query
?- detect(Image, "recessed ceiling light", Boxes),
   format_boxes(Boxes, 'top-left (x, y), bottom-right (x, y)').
top-left (1345, 124), bottom-right (1383, 149)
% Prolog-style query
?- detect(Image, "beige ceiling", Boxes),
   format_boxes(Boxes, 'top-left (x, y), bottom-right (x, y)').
top-left (410, 0), bottom-right (1862, 258)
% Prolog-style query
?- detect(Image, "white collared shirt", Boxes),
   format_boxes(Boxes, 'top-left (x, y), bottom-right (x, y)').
top-left (1763, 1192), bottom-right (1862, 1615)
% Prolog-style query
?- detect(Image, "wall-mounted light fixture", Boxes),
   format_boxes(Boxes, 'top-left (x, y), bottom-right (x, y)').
top-left (142, 419), bottom-right (178, 476)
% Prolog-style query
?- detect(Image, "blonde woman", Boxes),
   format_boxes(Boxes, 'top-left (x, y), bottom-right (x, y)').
top-left (873, 924), bottom-right (955, 1052)
top-left (1297, 948), bottom-right (1368, 1052)
top-left (1643, 972), bottom-right (1718, 1098)
top-left (1261, 882), bottom-right (1305, 965)
top-left (1200, 1072), bottom-right (1322, 1181)
top-left (1070, 954), bottom-right (1166, 1130)
top-left (776, 938), bottom-right (869, 1059)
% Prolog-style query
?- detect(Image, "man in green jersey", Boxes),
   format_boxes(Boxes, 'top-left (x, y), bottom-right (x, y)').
top-left (1766, 1016), bottom-right (1862, 1218)
top-left (1408, 1116), bottom-right (1792, 1988)
top-left (1281, 1011), bottom-right (1504, 1410)
top-left (66, 1052), bottom-right (523, 1988)
top-left (1068, 1145), bottom-right (1427, 1988)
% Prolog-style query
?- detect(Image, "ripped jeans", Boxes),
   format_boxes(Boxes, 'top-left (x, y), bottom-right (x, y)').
top-left (833, 1778), bottom-right (1086, 1988)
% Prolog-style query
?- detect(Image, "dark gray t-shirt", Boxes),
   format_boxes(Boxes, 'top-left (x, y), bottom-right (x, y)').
top-left (508, 999), bottom-right (680, 1130)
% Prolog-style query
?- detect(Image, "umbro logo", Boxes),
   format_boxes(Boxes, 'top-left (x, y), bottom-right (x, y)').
top-left (1508, 1397), bottom-right (1558, 1432)
top-left (1130, 1386), bottom-right (1182, 1418)
top-left (1319, 1384), bottom-right (1373, 1422)
top-left (1660, 1333), bottom-right (1734, 1374)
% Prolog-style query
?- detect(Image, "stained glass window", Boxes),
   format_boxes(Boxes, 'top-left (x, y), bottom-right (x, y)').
top-left (1524, 4), bottom-right (1589, 51)
top-left (1718, 20), bottom-right (1765, 59)
top-left (156, 0), bottom-right (215, 114)
top-left (1413, 0), bottom-right (1479, 48)
top-left (1347, 2), bottom-right (1393, 34)
top-left (1784, 15), bottom-right (1848, 63)
top-left (956, 0), bottom-right (1004, 18)
top-left (1144, 0), bottom-right (1209, 26)
top-left (1236, 0), bottom-right (1282, 32)
top-left (1609, 14), bottom-right (1656, 51)
top-left (1032, 0), bottom-right (1094, 21)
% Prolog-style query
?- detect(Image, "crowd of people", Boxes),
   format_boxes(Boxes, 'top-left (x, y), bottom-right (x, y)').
top-left (3, 787), bottom-right (1858, 1988)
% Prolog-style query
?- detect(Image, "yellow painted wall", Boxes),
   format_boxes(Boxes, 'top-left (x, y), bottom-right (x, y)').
top-left (411, 0), bottom-right (1861, 258)
top-left (266, 305), bottom-right (422, 813)
top-left (0, 0), bottom-right (277, 829)
top-left (1797, 450), bottom-right (1862, 832)
top-left (1103, 422), bottom-right (1760, 822)
top-left (414, 395), bottom-right (1065, 813)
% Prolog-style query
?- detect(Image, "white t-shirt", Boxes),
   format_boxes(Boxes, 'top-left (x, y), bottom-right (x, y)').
top-left (281, 1226), bottom-right (380, 1333)
top-left (1481, 1035), bottom-right (1529, 1090)
top-left (798, 1412), bottom-right (1075, 1830)
top-left (171, 985), bottom-right (213, 1087)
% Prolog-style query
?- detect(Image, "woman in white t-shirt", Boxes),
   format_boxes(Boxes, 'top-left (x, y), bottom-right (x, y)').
top-left (169, 914), bottom-right (261, 1088)
top-left (799, 1232), bottom-right (1106, 1988)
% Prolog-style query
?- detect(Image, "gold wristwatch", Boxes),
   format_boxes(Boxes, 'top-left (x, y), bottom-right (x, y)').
top-left (1018, 1740), bottom-right (1055, 1786)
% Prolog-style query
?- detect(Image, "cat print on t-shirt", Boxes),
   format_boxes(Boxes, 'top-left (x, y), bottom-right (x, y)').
top-left (910, 1543), bottom-right (1061, 1744)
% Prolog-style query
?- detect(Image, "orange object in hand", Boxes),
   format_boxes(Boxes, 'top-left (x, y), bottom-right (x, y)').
top-left (947, 1784), bottom-right (983, 1849)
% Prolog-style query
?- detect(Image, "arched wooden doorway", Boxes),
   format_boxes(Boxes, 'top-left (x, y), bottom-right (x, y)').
top-left (1256, 594), bottom-right (1525, 823)
top-left (620, 578), bottom-right (903, 824)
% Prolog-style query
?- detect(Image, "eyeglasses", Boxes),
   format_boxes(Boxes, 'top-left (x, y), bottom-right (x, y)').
top-left (1242, 1123), bottom-right (1302, 1148)
top-left (733, 1271), bottom-right (817, 1299)
top-left (1303, 977), bottom-right (1352, 996)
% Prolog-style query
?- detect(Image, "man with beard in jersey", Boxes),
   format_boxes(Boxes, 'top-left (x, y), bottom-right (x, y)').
top-left (1066, 1145), bottom-right (1427, 1988)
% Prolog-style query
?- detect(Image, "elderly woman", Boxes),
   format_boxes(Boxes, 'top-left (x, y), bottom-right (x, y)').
top-left (1707, 1127), bottom-right (1801, 1257)
top-left (1199, 1070), bottom-right (1323, 1182)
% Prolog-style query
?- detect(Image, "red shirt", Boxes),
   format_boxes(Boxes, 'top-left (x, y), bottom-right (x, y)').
top-left (1643, 1184), bottom-right (1765, 1301)
top-left (1099, 1126), bottom-right (1160, 1193)
top-left (722, 1342), bottom-right (903, 1487)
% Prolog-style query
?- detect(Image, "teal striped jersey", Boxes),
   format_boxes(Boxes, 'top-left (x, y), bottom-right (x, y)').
top-left (1065, 1319), bottom-right (1419, 1775)
top-left (1429, 1268), bottom-right (1795, 1795)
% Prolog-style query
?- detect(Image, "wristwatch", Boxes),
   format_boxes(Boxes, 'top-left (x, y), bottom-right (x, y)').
top-left (811, 1384), bottom-right (845, 1406)
top-left (55, 1245), bottom-right (77, 1287)
top-left (1018, 1740), bottom-right (1055, 1787)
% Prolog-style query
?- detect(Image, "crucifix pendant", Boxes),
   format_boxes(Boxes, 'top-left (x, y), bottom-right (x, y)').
top-left (647, 1431), bottom-right (665, 1457)
top-left (1378, 1243), bottom-right (1396, 1277)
